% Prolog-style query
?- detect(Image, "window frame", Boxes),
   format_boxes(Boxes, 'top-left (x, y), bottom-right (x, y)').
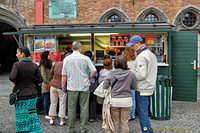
top-left (181, 12), bottom-right (197, 28)
top-left (107, 14), bottom-right (123, 22)
top-left (144, 13), bottom-right (159, 22)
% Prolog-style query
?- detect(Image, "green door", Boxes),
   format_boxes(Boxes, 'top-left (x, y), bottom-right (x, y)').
top-left (172, 31), bottom-right (198, 102)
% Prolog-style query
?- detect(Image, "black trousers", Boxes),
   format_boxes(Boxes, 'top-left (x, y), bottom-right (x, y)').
top-left (89, 93), bottom-right (97, 120)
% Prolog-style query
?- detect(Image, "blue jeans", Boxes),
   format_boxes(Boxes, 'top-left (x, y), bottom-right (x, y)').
top-left (65, 95), bottom-right (68, 116)
top-left (43, 93), bottom-right (50, 116)
top-left (130, 90), bottom-right (136, 119)
top-left (136, 91), bottom-right (154, 133)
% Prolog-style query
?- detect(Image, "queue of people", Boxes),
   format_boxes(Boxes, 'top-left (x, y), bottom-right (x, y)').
top-left (9, 35), bottom-right (157, 133)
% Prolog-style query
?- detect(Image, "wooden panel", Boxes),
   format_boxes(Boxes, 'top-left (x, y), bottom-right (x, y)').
top-left (172, 31), bottom-right (197, 102)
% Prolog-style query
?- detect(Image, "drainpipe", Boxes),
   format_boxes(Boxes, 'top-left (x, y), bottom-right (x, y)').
top-left (36, 0), bottom-right (43, 24)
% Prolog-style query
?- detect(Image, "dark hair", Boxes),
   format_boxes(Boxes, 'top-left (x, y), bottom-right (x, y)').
top-left (114, 55), bottom-right (128, 70)
top-left (104, 55), bottom-right (110, 59)
top-left (103, 58), bottom-right (113, 70)
top-left (18, 46), bottom-right (31, 57)
top-left (84, 51), bottom-right (93, 59)
top-left (39, 51), bottom-right (52, 69)
top-left (60, 52), bottom-right (72, 61)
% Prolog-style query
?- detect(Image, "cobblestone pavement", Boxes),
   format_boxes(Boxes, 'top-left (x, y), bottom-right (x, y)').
top-left (0, 73), bottom-right (200, 133)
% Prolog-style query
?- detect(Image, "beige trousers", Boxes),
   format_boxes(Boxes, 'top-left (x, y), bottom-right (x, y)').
top-left (49, 86), bottom-right (67, 118)
top-left (110, 106), bottom-right (132, 133)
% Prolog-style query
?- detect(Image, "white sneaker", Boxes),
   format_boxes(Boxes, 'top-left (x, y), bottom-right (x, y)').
top-left (50, 120), bottom-right (54, 125)
top-left (60, 121), bottom-right (65, 126)
top-left (45, 116), bottom-right (51, 119)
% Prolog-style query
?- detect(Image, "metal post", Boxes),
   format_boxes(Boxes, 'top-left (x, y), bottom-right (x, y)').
top-left (19, 34), bottom-right (23, 47)
top-left (91, 33), bottom-right (94, 52)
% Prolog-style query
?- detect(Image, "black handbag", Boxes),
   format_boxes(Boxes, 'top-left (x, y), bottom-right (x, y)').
top-left (89, 79), bottom-right (99, 93)
top-left (9, 90), bottom-right (19, 105)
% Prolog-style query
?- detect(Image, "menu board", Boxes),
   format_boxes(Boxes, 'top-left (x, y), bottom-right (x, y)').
top-left (110, 35), bottom-right (130, 46)
top-left (34, 36), bottom-right (56, 52)
top-left (45, 37), bottom-right (56, 51)
top-left (34, 38), bottom-right (45, 52)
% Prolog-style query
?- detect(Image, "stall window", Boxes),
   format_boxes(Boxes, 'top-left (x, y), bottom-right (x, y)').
top-left (24, 34), bottom-right (91, 63)
top-left (94, 33), bottom-right (168, 64)
top-left (57, 33), bottom-right (91, 54)
top-left (138, 33), bottom-right (168, 64)
top-left (182, 12), bottom-right (196, 27)
top-left (144, 13), bottom-right (158, 22)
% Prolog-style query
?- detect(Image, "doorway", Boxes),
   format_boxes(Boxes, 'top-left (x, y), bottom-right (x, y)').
top-left (0, 22), bottom-right (18, 73)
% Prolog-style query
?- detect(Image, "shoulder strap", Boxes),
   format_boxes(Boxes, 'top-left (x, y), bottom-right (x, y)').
top-left (111, 79), bottom-right (118, 89)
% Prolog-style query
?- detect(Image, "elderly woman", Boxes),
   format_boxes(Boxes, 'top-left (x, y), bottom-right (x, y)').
top-left (97, 57), bottom-right (113, 105)
top-left (98, 58), bottom-right (113, 84)
top-left (9, 46), bottom-right (43, 133)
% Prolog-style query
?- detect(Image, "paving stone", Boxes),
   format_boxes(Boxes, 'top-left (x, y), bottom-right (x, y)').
top-left (0, 73), bottom-right (200, 133)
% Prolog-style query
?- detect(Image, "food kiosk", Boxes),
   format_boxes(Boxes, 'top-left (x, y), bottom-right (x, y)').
top-left (4, 22), bottom-right (198, 119)
top-left (17, 22), bottom-right (172, 70)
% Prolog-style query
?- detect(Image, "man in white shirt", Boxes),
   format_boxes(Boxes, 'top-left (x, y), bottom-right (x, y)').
top-left (62, 41), bottom-right (96, 133)
top-left (127, 35), bottom-right (157, 133)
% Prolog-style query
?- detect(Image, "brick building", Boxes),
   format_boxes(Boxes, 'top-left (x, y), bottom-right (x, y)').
top-left (1, 0), bottom-right (200, 29)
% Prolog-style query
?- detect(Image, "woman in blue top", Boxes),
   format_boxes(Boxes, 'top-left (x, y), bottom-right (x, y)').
top-left (124, 47), bottom-right (136, 120)
top-left (84, 51), bottom-right (98, 122)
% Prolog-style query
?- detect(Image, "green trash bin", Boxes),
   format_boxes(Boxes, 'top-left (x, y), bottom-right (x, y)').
top-left (150, 75), bottom-right (172, 120)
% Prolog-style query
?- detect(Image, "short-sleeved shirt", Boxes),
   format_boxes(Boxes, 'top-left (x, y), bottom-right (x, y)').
top-left (62, 51), bottom-right (96, 91)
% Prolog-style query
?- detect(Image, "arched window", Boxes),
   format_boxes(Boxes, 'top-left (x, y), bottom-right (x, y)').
top-left (135, 6), bottom-right (169, 23)
top-left (144, 13), bottom-right (158, 22)
top-left (108, 15), bottom-right (122, 22)
top-left (173, 5), bottom-right (200, 30)
top-left (182, 12), bottom-right (196, 27)
top-left (98, 7), bottom-right (130, 23)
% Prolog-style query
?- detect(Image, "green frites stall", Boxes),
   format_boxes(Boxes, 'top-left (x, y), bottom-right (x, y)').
top-left (4, 22), bottom-right (198, 120)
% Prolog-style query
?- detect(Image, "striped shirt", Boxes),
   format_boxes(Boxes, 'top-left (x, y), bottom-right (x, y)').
top-left (62, 51), bottom-right (96, 91)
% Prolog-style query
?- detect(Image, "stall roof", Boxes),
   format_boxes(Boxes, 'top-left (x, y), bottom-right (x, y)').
top-left (4, 22), bottom-right (174, 35)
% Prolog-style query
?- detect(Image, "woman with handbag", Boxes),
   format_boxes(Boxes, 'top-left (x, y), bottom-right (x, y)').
top-left (84, 51), bottom-right (98, 122)
top-left (103, 55), bottom-right (137, 133)
top-left (98, 57), bottom-right (113, 84)
top-left (9, 46), bottom-right (43, 133)
top-left (39, 51), bottom-right (52, 119)
top-left (97, 57), bottom-right (113, 105)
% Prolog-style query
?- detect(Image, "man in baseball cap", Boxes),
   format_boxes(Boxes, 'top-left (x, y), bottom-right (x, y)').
top-left (127, 35), bottom-right (157, 133)
top-left (127, 35), bottom-right (143, 53)
top-left (127, 35), bottom-right (143, 47)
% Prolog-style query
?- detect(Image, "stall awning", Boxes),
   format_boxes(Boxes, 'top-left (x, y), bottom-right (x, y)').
top-left (2, 22), bottom-right (174, 36)
top-left (3, 32), bottom-right (21, 45)
top-left (17, 22), bottom-right (174, 34)
top-left (3, 32), bottom-right (21, 35)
